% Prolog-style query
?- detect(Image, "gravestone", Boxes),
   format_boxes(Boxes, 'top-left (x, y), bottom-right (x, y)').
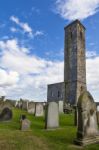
top-left (74, 91), bottom-right (99, 146)
top-left (59, 101), bottom-right (63, 113)
top-left (0, 96), bottom-right (5, 102)
top-left (0, 100), bottom-right (13, 121)
top-left (45, 101), bottom-right (59, 129)
top-left (17, 99), bottom-right (23, 108)
top-left (20, 115), bottom-right (31, 131)
top-left (34, 102), bottom-right (44, 117)
top-left (28, 102), bottom-right (35, 114)
top-left (64, 103), bottom-right (72, 114)
top-left (11, 100), bottom-right (18, 107)
top-left (96, 105), bottom-right (99, 124)
top-left (22, 100), bottom-right (29, 111)
top-left (0, 107), bottom-right (12, 121)
top-left (97, 112), bottom-right (99, 125)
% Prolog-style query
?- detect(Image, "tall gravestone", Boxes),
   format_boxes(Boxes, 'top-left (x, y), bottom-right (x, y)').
top-left (59, 101), bottom-right (64, 113)
top-left (74, 91), bottom-right (99, 146)
top-left (22, 100), bottom-right (29, 111)
top-left (96, 105), bottom-right (99, 124)
top-left (17, 99), bottom-right (23, 108)
top-left (45, 101), bottom-right (59, 129)
top-left (28, 102), bottom-right (35, 114)
top-left (34, 102), bottom-right (44, 117)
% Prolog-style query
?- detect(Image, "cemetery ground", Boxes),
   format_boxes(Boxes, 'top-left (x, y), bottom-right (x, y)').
top-left (0, 109), bottom-right (98, 150)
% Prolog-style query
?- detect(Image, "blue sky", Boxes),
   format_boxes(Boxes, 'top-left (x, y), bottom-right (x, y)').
top-left (0, 0), bottom-right (99, 101)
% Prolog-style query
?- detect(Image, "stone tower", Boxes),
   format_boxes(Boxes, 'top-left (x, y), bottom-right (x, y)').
top-left (64, 20), bottom-right (87, 105)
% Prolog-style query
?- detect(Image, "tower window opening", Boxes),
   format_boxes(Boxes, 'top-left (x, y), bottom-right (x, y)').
top-left (70, 32), bottom-right (73, 39)
top-left (51, 91), bottom-right (53, 97)
top-left (58, 91), bottom-right (60, 98)
top-left (80, 31), bottom-right (83, 40)
top-left (80, 86), bottom-right (84, 92)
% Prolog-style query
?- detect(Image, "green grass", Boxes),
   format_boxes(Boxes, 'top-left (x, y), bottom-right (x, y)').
top-left (0, 108), bottom-right (99, 150)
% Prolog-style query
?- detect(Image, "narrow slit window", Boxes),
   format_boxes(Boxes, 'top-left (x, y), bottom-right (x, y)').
top-left (51, 91), bottom-right (53, 97)
top-left (70, 32), bottom-right (72, 39)
top-left (58, 91), bottom-right (60, 98)
top-left (80, 31), bottom-right (83, 39)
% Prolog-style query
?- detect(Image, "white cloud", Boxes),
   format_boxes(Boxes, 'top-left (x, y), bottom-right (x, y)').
top-left (0, 87), bottom-right (6, 96)
top-left (0, 38), bottom-right (99, 101)
top-left (86, 56), bottom-right (99, 101)
top-left (34, 31), bottom-right (44, 36)
top-left (0, 69), bottom-right (19, 86)
top-left (0, 39), bottom-right (63, 100)
top-left (0, 39), bottom-right (29, 54)
top-left (10, 16), bottom-right (33, 37)
top-left (10, 16), bottom-right (44, 38)
top-left (10, 16), bottom-right (19, 24)
top-left (86, 51), bottom-right (97, 58)
top-left (10, 27), bottom-right (17, 32)
top-left (55, 0), bottom-right (99, 20)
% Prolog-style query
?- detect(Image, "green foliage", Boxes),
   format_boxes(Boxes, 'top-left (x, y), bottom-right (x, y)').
top-left (0, 108), bottom-right (98, 150)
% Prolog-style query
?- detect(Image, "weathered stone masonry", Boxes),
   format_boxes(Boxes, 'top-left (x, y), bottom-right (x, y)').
top-left (64, 20), bottom-right (87, 105)
top-left (47, 20), bottom-right (87, 105)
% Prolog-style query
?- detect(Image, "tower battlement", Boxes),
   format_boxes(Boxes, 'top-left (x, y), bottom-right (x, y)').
top-left (64, 20), bottom-right (86, 30)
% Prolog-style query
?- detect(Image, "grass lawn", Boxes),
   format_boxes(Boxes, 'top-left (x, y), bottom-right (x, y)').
top-left (0, 108), bottom-right (99, 150)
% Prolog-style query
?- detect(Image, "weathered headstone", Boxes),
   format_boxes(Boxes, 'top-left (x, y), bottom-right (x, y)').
top-left (34, 102), bottom-right (44, 117)
top-left (59, 101), bottom-right (64, 113)
top-left (96, 105), bottom-right (99, 125)
top-left (45, 101), bottom-right (59, 129)
top-left (22, 100), bottom-right (29, 111)
top-left (97, 111), bottom-right (99, 125)
top-left (20, 115), bottom-right (31, 131)
top-left (64, 103), bottom-right (72, 114)
top-left (28, 102), bottom-right (35, 114)
top-left (0, 100), bottom-right (13, 121)
top-left (0, 108), bottom-right (12, 121)
top-left (0, 96), bottom-right (5, 102)
top-left (11, 100), bottom-right (18, 107)
top-left (17, 99), bottom-right (23, 108)
top-left (74, 91), bottom-right (99, 146)
top-left (5, 99), bottom-right (18, 108)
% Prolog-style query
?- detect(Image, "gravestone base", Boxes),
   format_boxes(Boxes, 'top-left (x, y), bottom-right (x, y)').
top-left (74, 136), bottom-right (99, 146)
